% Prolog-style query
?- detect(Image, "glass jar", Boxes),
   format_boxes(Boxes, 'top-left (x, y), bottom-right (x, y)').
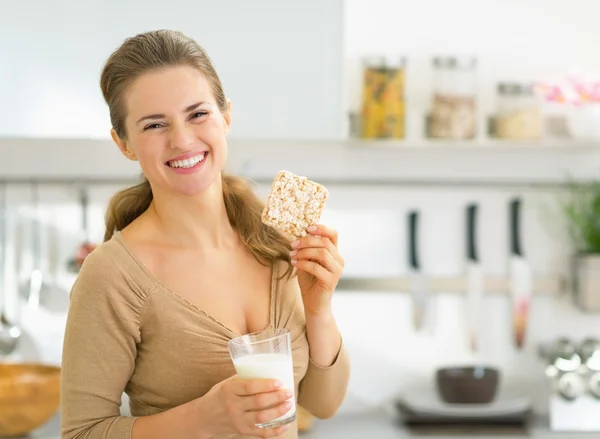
top-left (428, 56), bottom-right (477, 140)
top-left (360, 56), bottom-right (406, 139)
top-left (495, 82), bottom-right (542, 140)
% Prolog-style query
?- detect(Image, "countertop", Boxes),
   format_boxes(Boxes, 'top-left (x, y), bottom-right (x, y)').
top-left (15, 409), bottom-right (600, 439)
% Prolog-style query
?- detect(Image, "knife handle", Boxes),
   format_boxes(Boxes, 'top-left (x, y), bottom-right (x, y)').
top-left (80, 186), bottom-right (89, 232)
top-left (509, 198), bottom-right (523, 257)
top-left (408, 211), bottom-right (419, 270)
top-left (466, 203), bottom-right (478, 262)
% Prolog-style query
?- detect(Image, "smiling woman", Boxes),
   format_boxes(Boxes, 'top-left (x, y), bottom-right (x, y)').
top-left (60, 29), bottom-right (350, 439)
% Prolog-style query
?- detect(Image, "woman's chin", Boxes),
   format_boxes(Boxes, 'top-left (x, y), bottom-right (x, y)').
top-left (166, 176), bottom-right (220, 198)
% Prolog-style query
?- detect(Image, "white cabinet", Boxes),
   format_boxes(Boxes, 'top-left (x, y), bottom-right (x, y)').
top-left (0, 0), bottom-right (344, 139)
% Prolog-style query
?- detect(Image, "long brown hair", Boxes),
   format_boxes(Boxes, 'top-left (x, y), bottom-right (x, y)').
top-left (100, 30), bottom-right (292, 276)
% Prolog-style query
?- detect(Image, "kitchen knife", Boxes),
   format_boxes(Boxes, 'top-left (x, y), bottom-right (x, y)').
top-left (465, 202), bottom-right (483, 352)
top-left (509, 198), bottom-right (532, 349)
top-left (408, 210), bottom-right (428, 331)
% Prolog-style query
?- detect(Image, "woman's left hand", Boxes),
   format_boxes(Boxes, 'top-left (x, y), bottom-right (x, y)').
top-left (290, 224), bottom-right (344, 317)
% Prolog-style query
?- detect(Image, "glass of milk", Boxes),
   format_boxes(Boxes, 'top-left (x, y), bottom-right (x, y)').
top-left (227, 327), bottom-right (296, 428)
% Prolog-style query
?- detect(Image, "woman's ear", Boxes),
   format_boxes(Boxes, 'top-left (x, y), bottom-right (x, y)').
top-left (111, 128), bottom-right (137, 161)
top-left (223, 99), bottom-right (232, 134)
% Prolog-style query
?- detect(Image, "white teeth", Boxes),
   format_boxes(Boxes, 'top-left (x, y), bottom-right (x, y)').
top-left (168, 153), bottom-right (206, 168)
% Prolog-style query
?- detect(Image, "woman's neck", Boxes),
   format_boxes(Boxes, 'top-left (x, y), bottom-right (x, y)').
top-left (145, 177), bottom-right (238, 250)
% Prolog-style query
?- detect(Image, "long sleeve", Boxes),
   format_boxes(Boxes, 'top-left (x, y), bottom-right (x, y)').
top-left (297, 339), bottom-right (350, 419)
top-left (60, 244), bottom-right (152, 439)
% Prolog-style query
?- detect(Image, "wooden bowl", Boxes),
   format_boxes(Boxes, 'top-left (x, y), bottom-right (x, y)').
top-left (0, 363), bottom-right (61, 437)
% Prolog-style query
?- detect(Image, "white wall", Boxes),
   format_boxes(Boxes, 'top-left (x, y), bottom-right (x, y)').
top-left (0, 0), bottom-right (344, 139)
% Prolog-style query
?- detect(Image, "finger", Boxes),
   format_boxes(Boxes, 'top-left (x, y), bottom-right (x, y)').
top-left (291, 247), bottom-right (341, 275)
top-left (248, 400), bottom-right (294, 429)
top-left (293, 259), bottom-right (334, 284)
top-left (243, 389), bottom-right (294, 411)
top-left (234, 378), bottom-right (282, 396)
top-left (292, 235), bottom-right (335, 252)
top-left (291, 236), bottom-right (344, 267)
top-left (307, 224), bottom-right (338, 247)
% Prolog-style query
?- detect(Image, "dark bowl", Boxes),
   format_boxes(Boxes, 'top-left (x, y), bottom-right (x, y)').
top-left (436, 366), bottom-right (500, 404)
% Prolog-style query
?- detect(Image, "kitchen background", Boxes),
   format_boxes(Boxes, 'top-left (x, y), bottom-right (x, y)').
top-left (2, 0), bottom-right (600, 436)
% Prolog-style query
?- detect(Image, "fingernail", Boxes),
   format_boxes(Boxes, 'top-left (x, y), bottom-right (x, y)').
top-left (274, 381), bottom-right (282, 388)
top-left (289, 250), bottom-right (297, 256)
top-left (284, 400), bottom-right (292, 408)
top-left (285, 390), bottom-right (294, 398)
top-left (291, 259), bottom-right (297, 265)
top-left (307, 225), bottom-right (317, 232)
top-left (290, 240), bottom-right (299, 248)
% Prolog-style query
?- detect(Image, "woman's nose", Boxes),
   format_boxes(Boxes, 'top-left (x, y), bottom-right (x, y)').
top-left (168, 122), bottom-right (196, 149)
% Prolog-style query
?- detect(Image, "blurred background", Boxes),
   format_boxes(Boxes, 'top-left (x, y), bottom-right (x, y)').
top-left (2, 0), bottom-right (600, 437)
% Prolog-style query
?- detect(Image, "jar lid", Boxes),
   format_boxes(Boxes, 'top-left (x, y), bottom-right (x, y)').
top-left (497, 82), bottom-right (535, 96)
top-left (433, 56), bottom-right (477, 69)
top-left (384, 55), bottom-right (406, 68)
top-left (362, 55), bottom-right (406, 69)
top-left (362, 56), bottom-right (386, 68)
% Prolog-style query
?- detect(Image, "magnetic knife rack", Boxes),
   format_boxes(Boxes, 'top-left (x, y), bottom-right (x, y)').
top-left (336, 274), bottom-right (567, 296)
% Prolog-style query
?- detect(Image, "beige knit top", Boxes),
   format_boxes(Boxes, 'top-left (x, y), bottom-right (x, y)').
top-left (60, 232), bottom-right (350, 439)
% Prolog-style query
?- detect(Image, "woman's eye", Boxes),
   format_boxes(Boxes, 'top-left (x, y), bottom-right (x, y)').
top-left (192, 111), bottom-right (209, 119)
top-left (143, 123), bottom-right (163, 131)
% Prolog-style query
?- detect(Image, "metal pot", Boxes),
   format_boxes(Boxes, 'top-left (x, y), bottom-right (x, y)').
top-left (572, 254), bottom-right (600, 312)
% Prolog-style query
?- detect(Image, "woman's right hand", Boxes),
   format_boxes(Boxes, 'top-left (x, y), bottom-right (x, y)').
top-left (199, 375), bottom-right (294, 437)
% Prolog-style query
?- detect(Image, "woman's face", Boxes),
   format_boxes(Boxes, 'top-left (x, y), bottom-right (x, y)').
top-left (113, 65), bottom-right (231, 197)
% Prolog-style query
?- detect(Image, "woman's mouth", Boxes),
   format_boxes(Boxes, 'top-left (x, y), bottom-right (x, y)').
top-left (166, 151), bottom-right (208, 169)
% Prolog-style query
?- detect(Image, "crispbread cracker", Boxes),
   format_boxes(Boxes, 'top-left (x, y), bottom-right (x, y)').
top-left (261, 171), bottom-right (328, 237)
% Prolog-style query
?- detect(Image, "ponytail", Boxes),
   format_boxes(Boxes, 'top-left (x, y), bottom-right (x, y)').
top-left (222, 173), bottom-right (294, 278)
top-left (103, 175), bottom-right (153, 242)
top-left (103, 173), bottom-right (294, 278)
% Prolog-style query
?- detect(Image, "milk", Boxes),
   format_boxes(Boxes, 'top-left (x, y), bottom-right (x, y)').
top-left (233, 353), bottom-right (296, 423)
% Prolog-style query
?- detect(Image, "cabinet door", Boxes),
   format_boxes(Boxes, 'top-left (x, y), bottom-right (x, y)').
top-left (0, 0), bottom-right (343, 140)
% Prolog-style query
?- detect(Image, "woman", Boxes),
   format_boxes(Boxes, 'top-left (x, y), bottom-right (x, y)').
top-left (60, 29), bottom-right (350, 439)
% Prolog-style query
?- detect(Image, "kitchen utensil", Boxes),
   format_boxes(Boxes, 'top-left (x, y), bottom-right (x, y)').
top-left (579, 337), bottom-right (600, 370)
top-left (435, 366), bottom-right (500, 404)
top-left (465, 202), bottom-right (483, 352)
top-left (544, 337), bottom-right (600, 431)
top-left (39, 220), bottom-right (71, 314)
top-left (68, 186), bottom-right (96, 273)
top-left (540, 337), bottom-right (581, 372)
top-left (508, 198), bottom-right (532, 349)
top-left (19, 183), bottom-right (52, 311)
top-left (408, 210), bottom-right (428, 330)
top-left (0, 183), bottom-right (21, 356)
top-left (0, 363), bottom-right (61, 436)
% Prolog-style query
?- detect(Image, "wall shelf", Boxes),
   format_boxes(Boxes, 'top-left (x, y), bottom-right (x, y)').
top-left (2, 137), bottom-right (600, 189)
top-left (342, 138), bottom-right (600, 151)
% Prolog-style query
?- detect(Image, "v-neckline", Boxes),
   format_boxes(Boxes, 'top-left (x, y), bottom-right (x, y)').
top-left (113, 230), bottom-right (278, 339)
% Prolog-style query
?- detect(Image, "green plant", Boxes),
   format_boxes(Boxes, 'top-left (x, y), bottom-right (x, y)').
top-left (562, 179), bottom-right (600, 254)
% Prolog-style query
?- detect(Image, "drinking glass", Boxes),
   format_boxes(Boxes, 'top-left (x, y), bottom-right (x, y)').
top-left (227, 328), bottom-right (296, 428)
